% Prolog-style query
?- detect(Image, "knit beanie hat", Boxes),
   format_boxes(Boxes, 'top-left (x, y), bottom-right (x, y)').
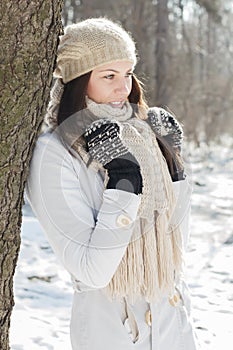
top-left (54, 18), bottom-right (137, 83)
top-left (43, 18), bottom-right (137, 130)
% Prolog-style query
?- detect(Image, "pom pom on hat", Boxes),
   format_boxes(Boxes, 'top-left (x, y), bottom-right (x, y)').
top-left (54, 18), bottom-right (137, 83)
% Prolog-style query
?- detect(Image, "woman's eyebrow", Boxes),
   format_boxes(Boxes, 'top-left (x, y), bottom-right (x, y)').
top-left (98, 68), bottom-right (133, 73)
top-left (98, 69), bottom-right (118, 72)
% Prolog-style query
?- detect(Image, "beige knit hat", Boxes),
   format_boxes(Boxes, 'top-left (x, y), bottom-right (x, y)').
top-left (53, 18), bottom-right (137, 83)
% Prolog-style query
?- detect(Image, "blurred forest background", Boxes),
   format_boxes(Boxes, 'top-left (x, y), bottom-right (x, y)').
top-left (62, 0), bottom-right (233, 145)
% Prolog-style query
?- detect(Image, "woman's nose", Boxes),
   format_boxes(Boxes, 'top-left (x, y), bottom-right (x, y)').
top-left (115, 78), bottom-right (131, 95)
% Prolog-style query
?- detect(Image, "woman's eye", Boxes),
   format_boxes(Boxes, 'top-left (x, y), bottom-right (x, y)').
top-left (125, 72), bottom-right (133, 78)
top-left (104, 74), bottom-right (114, 80)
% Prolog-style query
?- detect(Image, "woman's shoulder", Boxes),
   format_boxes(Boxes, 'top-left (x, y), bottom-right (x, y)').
top-left (34, 129), bottom-right (65, 151)
top-left (31, 130), bottom-right (81, 169)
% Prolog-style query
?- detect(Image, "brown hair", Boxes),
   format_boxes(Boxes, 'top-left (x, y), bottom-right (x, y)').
top-left (57, 72), bottom-right (92, 126)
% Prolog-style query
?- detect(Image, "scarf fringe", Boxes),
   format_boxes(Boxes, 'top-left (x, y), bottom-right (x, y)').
top-left (104, 211), bottom-right (183, 304)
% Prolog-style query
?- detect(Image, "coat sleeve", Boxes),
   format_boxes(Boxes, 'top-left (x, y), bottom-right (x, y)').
top-left (170, 177), bottom-right (193, 250)
top-left (25, 132), bottom-right (141, 289)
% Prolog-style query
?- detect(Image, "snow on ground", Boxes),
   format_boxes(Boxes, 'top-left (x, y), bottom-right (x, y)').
top-left (10, 140), bottom-right (233, 350)
top-left (10, 212), bottom-right (73, 350)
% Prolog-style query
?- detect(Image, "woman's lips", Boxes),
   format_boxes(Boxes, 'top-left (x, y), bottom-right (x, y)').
top-left (108, 101), bottom-right (125, 108)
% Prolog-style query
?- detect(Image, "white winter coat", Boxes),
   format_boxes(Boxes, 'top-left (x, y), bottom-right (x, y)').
top-left (26, 126), bottom-right (200, 350)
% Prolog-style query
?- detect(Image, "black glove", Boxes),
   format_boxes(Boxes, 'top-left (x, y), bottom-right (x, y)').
top-left (84, 119), bottom-right (143, 195)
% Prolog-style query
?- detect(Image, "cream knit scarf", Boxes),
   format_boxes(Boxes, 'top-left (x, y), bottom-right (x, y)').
top-left (85, 98), bottom-right (183, 303)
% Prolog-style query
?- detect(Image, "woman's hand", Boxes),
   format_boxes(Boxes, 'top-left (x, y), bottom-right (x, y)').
top-left (84, 119), bottom-right (143, 194)
top-left (147, 107), bottom-right (183, 150)
top-left (147, 108), bottom-right (185, 182)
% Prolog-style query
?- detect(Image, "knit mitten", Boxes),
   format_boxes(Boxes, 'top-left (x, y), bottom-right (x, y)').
top-left (147, 107), bottom-right (185, 182)
top-left (147, 107), bottom-right (183, 150)
top-left (84, 119), bottom-right (143, 194)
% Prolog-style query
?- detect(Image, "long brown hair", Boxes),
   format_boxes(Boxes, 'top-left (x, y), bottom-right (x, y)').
top-left (57, 72), bottom-right (182, 181)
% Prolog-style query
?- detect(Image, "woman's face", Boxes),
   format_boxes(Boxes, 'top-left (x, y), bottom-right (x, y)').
top-left (86, 61), bottom-right (134, 108)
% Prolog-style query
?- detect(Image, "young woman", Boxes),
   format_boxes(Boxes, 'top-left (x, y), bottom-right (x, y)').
top-left (26, 18), bottom-right (199, 349)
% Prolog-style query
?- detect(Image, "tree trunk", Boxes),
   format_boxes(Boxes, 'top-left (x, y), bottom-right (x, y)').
top-left (0, 1), bottom-right (63, 349)
top-left (155, 0), bottom-right (170, 105)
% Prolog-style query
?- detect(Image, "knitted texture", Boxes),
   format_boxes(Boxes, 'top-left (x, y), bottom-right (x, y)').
top-left (44, 78), bottom-right (64, 130)
top-left (54, 18), bottom-right (137, 83)
top-left (84, 120), bottom-right (130, 165)
top-left (84, 119), bottom-right (143, 194)
top-left (86, 96), bottom-right (133, 122)
top-left (147, 107), bottom-right (183, 148)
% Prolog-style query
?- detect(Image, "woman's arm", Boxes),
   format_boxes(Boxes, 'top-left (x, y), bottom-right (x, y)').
top-left (26, 132), bottom-right (140, 289)
top-left (170, 177), bottom-right (192, 250)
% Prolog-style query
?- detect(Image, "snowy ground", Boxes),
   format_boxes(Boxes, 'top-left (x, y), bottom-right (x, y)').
top-left (10, 140), bottom-right (233, 350)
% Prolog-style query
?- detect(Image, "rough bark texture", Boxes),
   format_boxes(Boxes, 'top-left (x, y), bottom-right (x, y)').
top-left (155, 0), bottom-right (170, 106)
top-left (0, 1), bottom-right (63, 349)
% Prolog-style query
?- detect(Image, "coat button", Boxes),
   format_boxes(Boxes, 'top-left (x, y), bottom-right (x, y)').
top-left (145, 309), bottom-right (152, 326)
top-left (169, 291), bottom-right (181, 307)
top-left (116, 214), bottom-right (132, 227)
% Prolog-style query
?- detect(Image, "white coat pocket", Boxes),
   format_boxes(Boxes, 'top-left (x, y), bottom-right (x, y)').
top-left (122, 299), bottom-right (151, 345)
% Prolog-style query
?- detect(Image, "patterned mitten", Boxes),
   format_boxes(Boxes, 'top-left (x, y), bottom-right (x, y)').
top-left (147, 107), bottom-right (183, 150)
top-left (84, 119), bottom-right (143, 194)
top-left (147, 107), bottom-right (185, 181)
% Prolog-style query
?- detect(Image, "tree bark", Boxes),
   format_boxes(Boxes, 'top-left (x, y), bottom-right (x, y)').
top-left (0, 1), bottom-right (63, 349)
top-left (155, 0), bottom-right (170, 105)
